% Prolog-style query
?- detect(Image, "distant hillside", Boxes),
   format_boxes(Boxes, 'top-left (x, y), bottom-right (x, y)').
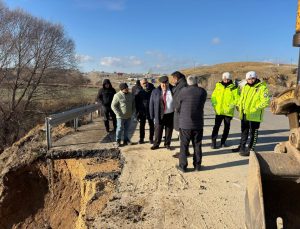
top-left (180, 62), bottom-right (297, 94)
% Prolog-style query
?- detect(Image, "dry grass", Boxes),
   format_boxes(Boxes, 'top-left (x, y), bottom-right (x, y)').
top-left (180, 61), bottom-right (297, 94)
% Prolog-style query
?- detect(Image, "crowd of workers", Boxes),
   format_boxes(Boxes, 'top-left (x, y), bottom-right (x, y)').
top-left (96, 70), bottom-right (270, 172)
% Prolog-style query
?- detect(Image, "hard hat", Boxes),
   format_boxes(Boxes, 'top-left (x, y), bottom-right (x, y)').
top-left (246, 71), bottom-right (258, 79)
top-left (222, 72), bottom-right (232, 80)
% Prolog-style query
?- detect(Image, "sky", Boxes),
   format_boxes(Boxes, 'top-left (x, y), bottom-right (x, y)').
top-left (3, 0), bottom-right (300, 73)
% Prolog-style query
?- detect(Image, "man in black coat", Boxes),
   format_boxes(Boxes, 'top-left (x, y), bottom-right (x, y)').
top-left (131, 79), bottom-right (142, 96)
top-left (176, 75), bottom-right (207, 172)
top-left (135, 78), bottom-right (155, 144)
top-left (149, 75), bottom-right (174, 150)
top-left (96, 79), bottom-right (117, 132)
top-left (171, 71), bottom-right (193, 158)
top-left (172, 71), bottom-right (187, 132)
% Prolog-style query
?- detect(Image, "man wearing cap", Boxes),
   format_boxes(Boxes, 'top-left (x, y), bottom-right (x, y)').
top-left (211, 72), bottom-right (239, 149)
top-left (135, 78), bottom-right (155, 144)
top-left (232, 71), bottom-right (270, 156)
top-left (176, 75), bottom-right (207, 172)
top-left (111, 83), bottom-right (135, 147)
top-left (149, 75), bottom-right (174, 150)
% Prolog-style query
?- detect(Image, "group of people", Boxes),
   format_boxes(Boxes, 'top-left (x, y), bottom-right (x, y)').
top-left (96, 70), bottom-right (270, 173)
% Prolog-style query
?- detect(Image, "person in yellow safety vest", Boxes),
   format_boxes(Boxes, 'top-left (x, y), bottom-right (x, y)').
top-left (211, 72), bottom-right (240, 149)
top-left (232, 71), bottom-right (270, 156)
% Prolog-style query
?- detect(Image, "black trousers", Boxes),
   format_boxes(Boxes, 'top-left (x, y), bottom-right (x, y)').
top-left (211, 115), bottom-right (232, 143)
top-left (139, 115), bottom-right (154, 141)
top-left (103, 106), bottom-right (116, 131)
top-left (179, 129), bottom-right (203, 169)
top-left (240, 116), bottom-right (260, 150)
top-left (153, 112), bottom-right (174, 147)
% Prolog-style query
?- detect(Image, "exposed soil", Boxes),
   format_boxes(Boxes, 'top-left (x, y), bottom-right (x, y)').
top-left (0, 122), bottom-right (122, 229)
top-left (0, 156), bottom-right (122, 229)
top-left (0, 103), bottom-right (291, 228)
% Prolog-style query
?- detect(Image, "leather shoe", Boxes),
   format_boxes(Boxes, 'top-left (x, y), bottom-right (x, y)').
top-left (176, 165), bottom-right (187, 173)
top-left (166, 145), bottom-right (172, 150)
top-left (220, 142), bottom-right (229, 148)
top-left (138, 139), bottom-right (145, 144)
top-left (151, 145), bottom-right (159, 150)
top-left (239, 148), bottom-right (250, 157)
top-left (172, 152), bottom-right (180, 158)
top-left (123, 141), bottom-right (132, 146)
top-left (194, 165), bottom-right (201, 171)
top-left (232, 146), bottom-right (241, 152)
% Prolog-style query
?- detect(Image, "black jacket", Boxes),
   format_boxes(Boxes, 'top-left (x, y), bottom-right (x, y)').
top-left (96, 79), bottom-right (116, 107)
top-left (149, 85), bottom-right (174, 125)
top-left (172, 77), bottom-right (187, 131)
top-left (132, 83), bottom-right (142, 96)
top-left (177, 85), bottom-right (207, 130)
top-left (135, 83), bottom-right (155, 118)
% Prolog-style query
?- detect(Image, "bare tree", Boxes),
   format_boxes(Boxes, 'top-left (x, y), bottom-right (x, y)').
top-left (0, 3), bottom-right (76, 150)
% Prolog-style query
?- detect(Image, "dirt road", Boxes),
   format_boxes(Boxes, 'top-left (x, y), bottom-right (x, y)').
top-left (92, 103), bottom-right (289, 229)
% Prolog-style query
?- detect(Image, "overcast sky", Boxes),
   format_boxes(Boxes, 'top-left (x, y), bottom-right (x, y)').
top-left (4, 0), bottom-right (299, 73)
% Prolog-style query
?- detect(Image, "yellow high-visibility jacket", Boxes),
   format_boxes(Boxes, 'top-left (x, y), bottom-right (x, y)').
top-left (238, 81), bottom-right (270, 122)
top-left (211, 82), bottom-right (239, 117)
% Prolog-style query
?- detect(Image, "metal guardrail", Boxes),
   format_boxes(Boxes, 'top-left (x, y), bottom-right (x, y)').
top-left (45, 103), bottom-right (101, 149)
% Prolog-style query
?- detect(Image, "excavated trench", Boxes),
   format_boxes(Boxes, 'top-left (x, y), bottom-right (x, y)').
top-left (0, 148), bottom-right (122, 229)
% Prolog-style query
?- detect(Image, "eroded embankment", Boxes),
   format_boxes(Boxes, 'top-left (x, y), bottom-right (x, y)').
top-left (0, 124), bottom-right (122, 229)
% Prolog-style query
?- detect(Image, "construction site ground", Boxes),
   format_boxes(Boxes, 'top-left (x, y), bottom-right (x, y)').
top-left (0, 102), bottom-right (290, 229)
top-left (92, 102), bottom-right (289, 228)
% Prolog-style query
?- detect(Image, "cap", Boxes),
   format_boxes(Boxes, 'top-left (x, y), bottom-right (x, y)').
top-left (246, 71), bottom-right (258, 80)
top-left (158, 75), bottom-right (169, 83)
top-left (222, 72), bottom-right (232, 80)
top-left (119, 83), bottom-right (128, 90)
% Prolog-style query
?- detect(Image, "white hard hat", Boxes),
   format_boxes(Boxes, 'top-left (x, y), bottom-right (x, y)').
top-left (222, 72), bottom-right (232, 80)
top-left (246, 71), bottom-right (258, 80)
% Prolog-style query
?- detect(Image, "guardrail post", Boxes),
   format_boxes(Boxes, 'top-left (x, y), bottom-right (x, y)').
top-left (45, 118), bottom-right (52, 150)
top-left (74, 118), bottom-right (78, 131)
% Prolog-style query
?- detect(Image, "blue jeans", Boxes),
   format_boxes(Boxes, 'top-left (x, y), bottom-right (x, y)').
top-left (116, 118), bottom-right (131, 142)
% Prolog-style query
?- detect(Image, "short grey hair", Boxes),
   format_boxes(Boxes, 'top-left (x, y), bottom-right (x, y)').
top-left (187, 75), bottom-right (198, 86)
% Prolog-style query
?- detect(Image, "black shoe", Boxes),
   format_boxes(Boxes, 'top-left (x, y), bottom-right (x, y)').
top-left (211, 139), bottom-right (217, 149)
top-left (139, 139), bottom-right (145, 144)
top-left (220, 142), bottom-right (229, 148)
top-left (151, 145), bottom-right (159, 150)
top-left (176, 165), bottom-right (187, 173)
top-left (194, 165), bottom-right (201, 171)
top-left (172, 152), bottom-right (180, 158)
top-left (239, 148), bottom-right (250, 157)
top-left (149, 139), bottom-right (154, 144)
top-left (123, 141), bottom-right (132, 146)
top-left (232, 146), bottom-right (241, 152)
top-left (166, 145), bottom-right (172, 150)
